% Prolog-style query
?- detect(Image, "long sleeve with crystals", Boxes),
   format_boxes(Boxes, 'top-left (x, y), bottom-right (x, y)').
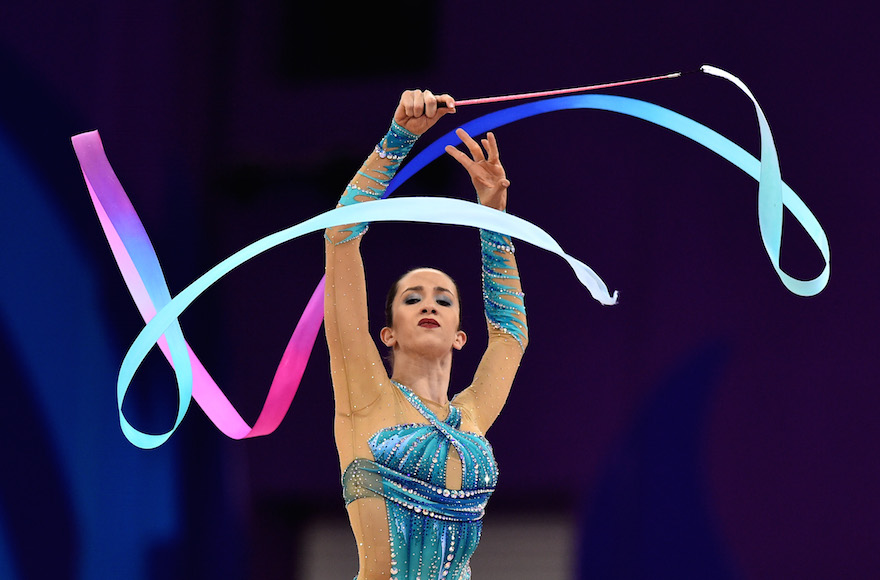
top-left (452, 225), bottom-right (528, 435)
top-left (324, 121), bottom-right (419, 419)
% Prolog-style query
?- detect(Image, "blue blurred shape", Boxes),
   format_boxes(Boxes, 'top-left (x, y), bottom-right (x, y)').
top-left (577, 340), bottom-right (739, 579)
top-left (0, 71), bottom-right (180, 578)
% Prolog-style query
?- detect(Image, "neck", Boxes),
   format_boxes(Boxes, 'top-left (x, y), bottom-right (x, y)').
top-left (390, 351), bottom-right (453, 405)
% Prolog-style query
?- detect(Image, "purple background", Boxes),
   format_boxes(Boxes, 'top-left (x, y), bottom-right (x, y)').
top-left (1, 1), bottom-right (878, 578)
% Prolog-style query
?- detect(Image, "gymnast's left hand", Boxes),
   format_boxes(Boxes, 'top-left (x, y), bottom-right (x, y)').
top-left (445, 128), bottom-right (510, 211)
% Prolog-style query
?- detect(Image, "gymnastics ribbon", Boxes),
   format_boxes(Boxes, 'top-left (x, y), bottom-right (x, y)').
top-left (74, 65), bottom-right (829, 448)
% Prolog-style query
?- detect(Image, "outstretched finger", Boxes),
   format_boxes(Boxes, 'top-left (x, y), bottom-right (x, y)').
top-left (444, 143), bottom-right (473, 168)
top-left (483, 132), bottom-right (501, 163)
top-left (455, 128), bottom-right (485, 162)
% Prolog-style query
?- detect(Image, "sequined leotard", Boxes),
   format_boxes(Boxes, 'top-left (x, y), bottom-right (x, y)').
top-left (342, 380), bottom-right (498, 580)
top-left (325, 121), bottom-right (527, 580)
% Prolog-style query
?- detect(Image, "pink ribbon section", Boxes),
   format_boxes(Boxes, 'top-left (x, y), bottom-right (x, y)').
top-left (73, 130), bottom-right (324, 446)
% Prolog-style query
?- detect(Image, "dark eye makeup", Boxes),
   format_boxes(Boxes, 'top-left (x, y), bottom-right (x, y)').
top-left (401, 290), bottom-right (454, 307)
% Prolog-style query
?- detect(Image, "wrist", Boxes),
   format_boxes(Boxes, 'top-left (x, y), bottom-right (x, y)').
top-left (480, 229), bottom-right (515, 254)
top-left (481, 199), bottom-right (507, 211)
top-left (376, 121), bottom-right (419, 159)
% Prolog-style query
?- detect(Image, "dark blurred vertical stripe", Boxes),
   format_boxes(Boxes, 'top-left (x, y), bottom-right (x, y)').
top-left (578, 340), bottom-right (739, 579)
top-left (0, 331), bottom-right (78, 578)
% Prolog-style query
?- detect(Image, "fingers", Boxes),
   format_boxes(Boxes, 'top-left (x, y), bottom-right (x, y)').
top-left (450, 128), bottom-right (502, 164)
top-left (444, 129), bottom-right (477, 168)
top-left (444, 143), bottom-right (472, 167)
top-left (399, 90), bottom-right (421, 117)
top-left (445, 130), bottom-right (510, 190)
top-left (437, 93), bottom-right (456, 113)
top-left (456, 128), bottom-right (485, 162)
top-left (399, 90), bottom-right (455, 119)
top-left (483, 132), bottom-right (501, 164)
top-left (423, 90), bottom-right (438, 118)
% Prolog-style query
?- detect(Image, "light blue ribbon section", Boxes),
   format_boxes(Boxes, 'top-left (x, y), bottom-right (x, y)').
top-left (120, 198), bottom-right (617, 436)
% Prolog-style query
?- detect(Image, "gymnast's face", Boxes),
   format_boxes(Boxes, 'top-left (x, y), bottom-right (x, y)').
top-left (380, 268), bottom-right (466, 358)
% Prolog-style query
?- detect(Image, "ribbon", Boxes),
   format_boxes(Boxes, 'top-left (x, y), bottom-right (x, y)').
top-left (74, 65), bottom-right (829, 448)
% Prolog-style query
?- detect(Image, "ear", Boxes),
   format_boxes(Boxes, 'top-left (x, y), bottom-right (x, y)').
top-left (452, 330), bottom-right (467, 351)
top-left (380, 326), bottom-right (396, 348)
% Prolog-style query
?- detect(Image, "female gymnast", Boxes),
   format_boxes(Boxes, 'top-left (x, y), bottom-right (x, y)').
top-left (324, 89), bottom-right (528, 580)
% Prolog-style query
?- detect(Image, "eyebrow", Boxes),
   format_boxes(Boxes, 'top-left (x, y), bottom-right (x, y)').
top-left (402, 285), bottom-right (454, 295)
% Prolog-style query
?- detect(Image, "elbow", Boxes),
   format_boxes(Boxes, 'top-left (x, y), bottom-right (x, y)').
top-left (487, 320), bottom-right (528, 353)
top-left (515, 328), bottom-right (529, 353)
top-left (511, 317), bottom-right (529, 352)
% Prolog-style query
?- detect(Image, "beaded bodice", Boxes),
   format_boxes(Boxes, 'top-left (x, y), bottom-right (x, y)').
top-left (342, 382), bottom-right (498, 580)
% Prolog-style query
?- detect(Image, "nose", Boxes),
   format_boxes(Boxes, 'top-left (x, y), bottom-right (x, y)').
top-left (421, 304), bottom-right (437, 314)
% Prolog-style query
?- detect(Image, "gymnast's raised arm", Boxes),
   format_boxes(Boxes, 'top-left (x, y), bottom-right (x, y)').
top-left (323, 90), bottom-right (456, 417)
top-left (444, 128), bottom-right (529, 434)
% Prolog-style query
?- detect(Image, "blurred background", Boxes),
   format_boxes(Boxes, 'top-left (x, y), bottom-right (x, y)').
top-left (2, 1), bottom-right (878, 578)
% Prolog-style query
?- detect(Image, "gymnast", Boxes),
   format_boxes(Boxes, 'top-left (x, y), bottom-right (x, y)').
top-left (324, 89), bottom-right (528, 580)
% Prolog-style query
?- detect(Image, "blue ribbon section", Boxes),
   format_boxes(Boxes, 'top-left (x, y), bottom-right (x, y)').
top-left (389, 67), bottom-right (829, 297)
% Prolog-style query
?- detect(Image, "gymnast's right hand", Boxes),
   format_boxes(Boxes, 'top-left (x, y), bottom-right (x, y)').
top-left (393, 90), bottom-right (455, 136)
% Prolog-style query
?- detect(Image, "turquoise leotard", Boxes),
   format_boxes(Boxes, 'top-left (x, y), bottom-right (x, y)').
top-left (342, 381), bottom-right (498, 580)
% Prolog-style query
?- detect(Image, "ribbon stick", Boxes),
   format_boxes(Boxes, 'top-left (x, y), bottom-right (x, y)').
top-left (75, 64), bottom-right (829, 448)
top-left (447, 71), bottom-right (685, 107)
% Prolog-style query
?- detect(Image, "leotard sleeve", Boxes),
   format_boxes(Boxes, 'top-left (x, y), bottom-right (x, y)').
top-left (324, 121), bottom-right (418, 426)
top-left (453, 227), bottom-right (528, 434)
